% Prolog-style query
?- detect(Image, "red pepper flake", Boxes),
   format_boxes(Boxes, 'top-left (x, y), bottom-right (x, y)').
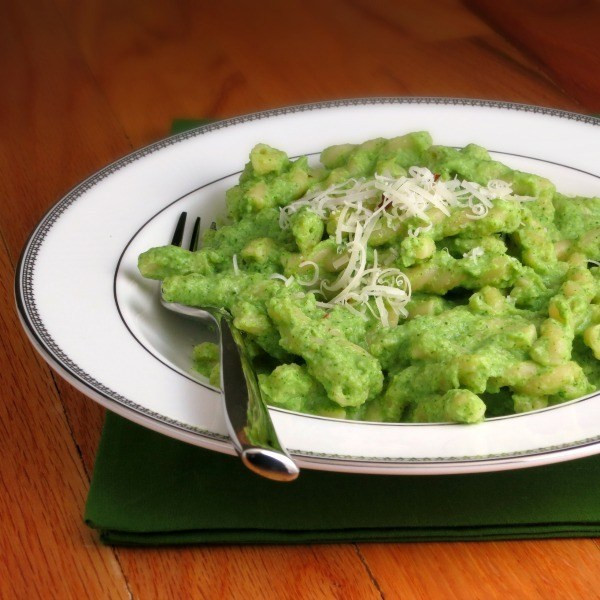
top-left (322, 313), bottom-right (330, 319)
top-left (434, 173), bottom-right (440, 181)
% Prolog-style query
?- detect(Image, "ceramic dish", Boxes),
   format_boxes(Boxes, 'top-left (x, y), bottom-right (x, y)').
top-left (16, 98), bottom-right (600, 474)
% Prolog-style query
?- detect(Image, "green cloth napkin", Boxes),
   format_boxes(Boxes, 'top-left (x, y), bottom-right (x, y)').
top-left (84, 118), bottom-right (600, 545)
top-left (86, 412), bottom-right (600, 545)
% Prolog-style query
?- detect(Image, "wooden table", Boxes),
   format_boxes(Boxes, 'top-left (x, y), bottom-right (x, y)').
top-left (2, 0), bottom-right (600, 597)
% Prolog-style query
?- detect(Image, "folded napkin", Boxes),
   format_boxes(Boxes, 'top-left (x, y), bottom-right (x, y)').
top-left (86, 411), bottom-right (600, 545)
top-left (85, 118), bottom-right (600, 545)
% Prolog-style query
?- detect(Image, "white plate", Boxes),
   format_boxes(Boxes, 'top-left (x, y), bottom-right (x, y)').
top-left (16, 98), bottom-right (600, 475)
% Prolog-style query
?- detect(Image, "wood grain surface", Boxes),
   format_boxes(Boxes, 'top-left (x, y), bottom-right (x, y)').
top-left (1, 0), bottom-right (599, 598)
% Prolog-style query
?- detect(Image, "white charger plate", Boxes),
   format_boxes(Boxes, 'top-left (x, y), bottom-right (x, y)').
top-left (16, 98), bottom-right (600, 475)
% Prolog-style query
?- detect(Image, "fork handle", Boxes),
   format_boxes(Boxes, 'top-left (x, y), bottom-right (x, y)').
top-left (219, 318), bottom-right (300, 482)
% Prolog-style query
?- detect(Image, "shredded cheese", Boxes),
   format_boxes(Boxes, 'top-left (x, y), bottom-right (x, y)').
top-left (297, 260), bottom-right (320, 286)
top-left (269, 273), bottom-right (295, 287)
top-left (276, 167), bottom-right (528, 326)
top-left (463, 247), bottom-right (485, 261)
top-left (280, 168), bottom-right (526, 234)
top-left (232, 254), bottom-right (240, 275)
top-left (315, 300), bottom-right (335, 309)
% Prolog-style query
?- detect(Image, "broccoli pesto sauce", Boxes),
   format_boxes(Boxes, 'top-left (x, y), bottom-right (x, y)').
top-left (138, 133), bottom-right (600, 424)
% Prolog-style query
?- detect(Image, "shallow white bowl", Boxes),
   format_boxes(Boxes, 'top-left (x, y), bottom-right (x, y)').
top-left (16, 98), bottom-right (600, 474)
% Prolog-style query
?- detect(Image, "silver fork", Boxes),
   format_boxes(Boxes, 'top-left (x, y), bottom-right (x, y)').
top-left (161, 212), bottom-right (299, 481)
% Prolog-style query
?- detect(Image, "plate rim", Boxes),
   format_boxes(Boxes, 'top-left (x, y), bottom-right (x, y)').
top-left (15, 96), bottom-right (600, 473)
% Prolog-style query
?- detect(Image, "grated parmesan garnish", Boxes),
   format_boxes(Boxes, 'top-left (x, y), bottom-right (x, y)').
top-left (463, 247), bottom-right (485, 261)
top-left (297, 260), bottom-right (320, 287)
top-left (275, 167), bottom-right (530, 325)
top-left (269, 273), bottom-right (295, 287)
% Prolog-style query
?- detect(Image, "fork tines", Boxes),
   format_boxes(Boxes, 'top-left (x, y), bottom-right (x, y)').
top-left (171, 212), bottom-right (214, 251)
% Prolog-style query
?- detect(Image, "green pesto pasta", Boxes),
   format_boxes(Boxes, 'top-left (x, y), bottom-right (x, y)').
top-left (139, 132), bottom-right (600, 424)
